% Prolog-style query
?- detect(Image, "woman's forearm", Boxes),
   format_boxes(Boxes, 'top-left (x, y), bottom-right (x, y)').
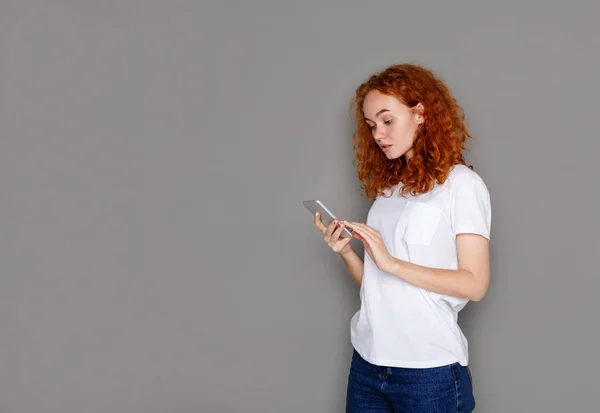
top-left (386, 258), bottom-right (487, 301)
top-left (340, 248), bottom-right (364, 285)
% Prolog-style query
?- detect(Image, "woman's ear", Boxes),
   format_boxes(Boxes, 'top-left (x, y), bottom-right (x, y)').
top-left (413, 103), bottom-right (425, 124)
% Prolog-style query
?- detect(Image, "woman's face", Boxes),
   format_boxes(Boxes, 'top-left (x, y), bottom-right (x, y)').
top-left (362, 90), bottom-right (424, 160)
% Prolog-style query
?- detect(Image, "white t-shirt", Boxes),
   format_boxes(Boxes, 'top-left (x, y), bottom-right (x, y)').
top-left (350, 164), bottom-right (492, 368)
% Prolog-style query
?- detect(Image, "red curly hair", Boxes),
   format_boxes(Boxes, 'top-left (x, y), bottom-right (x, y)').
top-left (351, 64), bottom-right (472, 199)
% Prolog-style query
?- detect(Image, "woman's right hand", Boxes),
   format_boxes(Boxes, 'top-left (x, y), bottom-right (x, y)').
top-left (314, 212), bottom-right (353, 255)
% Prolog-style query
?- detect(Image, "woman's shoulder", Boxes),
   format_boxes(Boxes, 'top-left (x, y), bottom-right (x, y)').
top-left (445, 164), bottom-right (487, 187)
top-left (443, 164), bottom-right (491, 203)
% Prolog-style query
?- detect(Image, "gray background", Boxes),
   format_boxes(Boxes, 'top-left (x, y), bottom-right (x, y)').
top-left (1, 1), bottom-right (599, 412)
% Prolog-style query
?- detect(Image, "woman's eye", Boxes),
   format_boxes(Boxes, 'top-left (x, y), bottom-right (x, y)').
top-left (369, 124), bottom-right (376, 130)
top-left (384, 119), bottom-right (392, 125)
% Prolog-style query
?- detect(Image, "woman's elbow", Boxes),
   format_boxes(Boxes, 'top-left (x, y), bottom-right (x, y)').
top-left (470, 279), bottom-right (490, 302)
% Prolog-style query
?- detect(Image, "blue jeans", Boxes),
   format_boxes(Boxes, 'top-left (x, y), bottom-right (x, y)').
top-left (346, 350), bottom-right (476, 412)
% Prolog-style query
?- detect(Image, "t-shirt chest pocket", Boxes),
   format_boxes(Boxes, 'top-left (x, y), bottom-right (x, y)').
top-left (400, 201), bottom-right (443, 245)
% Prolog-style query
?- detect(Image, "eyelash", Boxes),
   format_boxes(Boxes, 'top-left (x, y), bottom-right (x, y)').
top-left (369, 119), bottom-right (392, 130)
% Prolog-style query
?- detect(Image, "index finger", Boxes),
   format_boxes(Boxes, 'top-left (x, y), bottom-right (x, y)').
top-left (344, 221), bottom-right (377, 236)
top-left (314, 212), bottom-right (327, 232)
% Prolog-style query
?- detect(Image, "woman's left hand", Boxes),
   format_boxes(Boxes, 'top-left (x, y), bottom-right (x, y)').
top-left (342, 221), bottom-right (395, 273)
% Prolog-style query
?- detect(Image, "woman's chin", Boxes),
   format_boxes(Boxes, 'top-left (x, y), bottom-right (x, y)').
top-left (384, 150), bottom-right (402, 160)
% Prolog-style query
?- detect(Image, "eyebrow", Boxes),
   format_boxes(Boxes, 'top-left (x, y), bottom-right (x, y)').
top-left (364, 109), bottom-right (390, 121)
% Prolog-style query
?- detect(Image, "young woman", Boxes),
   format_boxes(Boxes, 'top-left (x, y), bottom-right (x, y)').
top-left (313, 64), bottom-right (491, 412)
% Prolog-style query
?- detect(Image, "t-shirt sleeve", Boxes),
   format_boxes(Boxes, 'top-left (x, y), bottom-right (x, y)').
top-left (449, 171), bottom-right (492, 240)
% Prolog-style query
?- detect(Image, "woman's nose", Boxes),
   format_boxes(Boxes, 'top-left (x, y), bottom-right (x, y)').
top-left (374, 128), bottom-right (386, 140)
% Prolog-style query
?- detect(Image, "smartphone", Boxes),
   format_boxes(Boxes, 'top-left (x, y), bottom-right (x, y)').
top-left (303, 200), bottom-right (353, 238)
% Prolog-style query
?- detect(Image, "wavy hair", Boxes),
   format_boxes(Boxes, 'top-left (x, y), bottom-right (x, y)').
top-left (351, 64), bottom-right (472, 199)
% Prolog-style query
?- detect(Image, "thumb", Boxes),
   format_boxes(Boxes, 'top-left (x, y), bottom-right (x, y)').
top-left (353, 232), bottom-right (366, 244)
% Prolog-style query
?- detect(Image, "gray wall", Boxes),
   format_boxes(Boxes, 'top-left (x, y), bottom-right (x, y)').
top-left (1, 1), bottom-right (599, 412)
